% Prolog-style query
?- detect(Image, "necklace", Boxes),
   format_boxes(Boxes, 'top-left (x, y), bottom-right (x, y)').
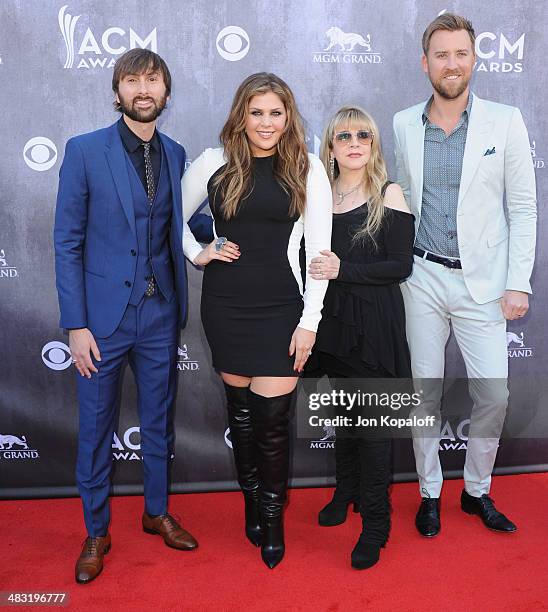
top-left (335, 180), bottom-right (361, 205)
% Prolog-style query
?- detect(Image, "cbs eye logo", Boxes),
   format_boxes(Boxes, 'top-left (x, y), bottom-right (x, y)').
top-left (224, 427), bottom-right (233, 449)
top-left (42, 341), bottom-right (72, 371)
top-left (216, 26), bottom-right (250, 61)
top-left (23, 137), bottom-right (58, 172)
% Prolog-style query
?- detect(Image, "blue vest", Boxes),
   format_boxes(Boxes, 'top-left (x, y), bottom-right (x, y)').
top-left (126, 146), bottom-right (174, 305)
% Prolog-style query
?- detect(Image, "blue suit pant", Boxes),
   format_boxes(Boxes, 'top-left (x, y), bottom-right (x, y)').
top-left (75, 293), bottom-right (178, 537)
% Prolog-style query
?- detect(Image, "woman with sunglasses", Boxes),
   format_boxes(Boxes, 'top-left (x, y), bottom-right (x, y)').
top-left (305, 106), bottom-right (414, 569)
top-left (180, 73), bottom-right (332, 569)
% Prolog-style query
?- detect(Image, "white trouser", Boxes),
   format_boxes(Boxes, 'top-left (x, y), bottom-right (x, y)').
top-left (401, 254), bottom-right (508, 498)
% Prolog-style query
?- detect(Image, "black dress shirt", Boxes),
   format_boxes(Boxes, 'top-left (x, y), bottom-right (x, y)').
top-left (117, 116), bottom-right (161, 192)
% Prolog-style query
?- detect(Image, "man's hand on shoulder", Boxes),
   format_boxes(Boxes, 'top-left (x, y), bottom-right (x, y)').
top-left (69, 328), bottom-right (101, 378)
top-left (501, 290), bottom-right (529, 320)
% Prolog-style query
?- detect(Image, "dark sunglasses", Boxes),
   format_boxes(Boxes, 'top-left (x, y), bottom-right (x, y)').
top-left (334, 130), bottom-right (374, 145)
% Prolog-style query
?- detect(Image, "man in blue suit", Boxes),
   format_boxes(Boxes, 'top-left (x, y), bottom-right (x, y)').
top-left (54, 49), bottom-right (213, 584)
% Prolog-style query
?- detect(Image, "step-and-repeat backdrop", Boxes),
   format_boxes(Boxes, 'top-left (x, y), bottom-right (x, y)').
top-left (2, 0), bottom-right (547, 498)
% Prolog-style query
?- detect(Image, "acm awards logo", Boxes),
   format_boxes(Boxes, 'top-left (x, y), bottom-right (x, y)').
top-left (112, 426), bottom-right (142, 461)
top-left (112, 426), bottom-right (175, 461)
top-left (312, 26), bottom-right (382, 65)
top-left (531, 140), bottom-right (545, 170)
top-left (0, 249), bottom-right (18, 279)
top-left (507, 331), bottom-right (533, 359)
top-left (177, 344), bottom-right (199, 372)
top-left (0, 433), bottom-right (40, 460)
top-left (58, 5), bottom-right (158, 70)
top-left (439, 419), bottom-right (469, 451)
top-left (474, 31), bottom-right (524, 73)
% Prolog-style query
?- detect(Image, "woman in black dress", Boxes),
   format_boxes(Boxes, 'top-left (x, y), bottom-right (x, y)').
top-left (181, 73), bottom-right (332, 568)
top-left (305, 106), bottom-right (414, 569)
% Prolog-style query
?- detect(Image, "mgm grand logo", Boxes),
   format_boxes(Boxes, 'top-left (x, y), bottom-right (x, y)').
top-left (312, 27), bottom-right (382, 65)
top-left (0, 433), bottom-right (40, 460)
top-left (177, 344), bottom-right (199, 372)
top-left (507, 331), bottom-right (533, 359)
top-left (310, 424), bottom-right (335, 449)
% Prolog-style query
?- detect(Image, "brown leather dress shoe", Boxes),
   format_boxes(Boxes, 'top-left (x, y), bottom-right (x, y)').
top-left (75, 533), bottom-right (111, 584)
top-left (142, 513), bottom-right (198, 550)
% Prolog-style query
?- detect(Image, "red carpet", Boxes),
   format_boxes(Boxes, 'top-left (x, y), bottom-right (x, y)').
top-left (1, 474), bottom-right (547, 611)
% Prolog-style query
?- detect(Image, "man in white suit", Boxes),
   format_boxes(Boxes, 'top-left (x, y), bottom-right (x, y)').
top-left (393, 13), bottom-right (536, 536)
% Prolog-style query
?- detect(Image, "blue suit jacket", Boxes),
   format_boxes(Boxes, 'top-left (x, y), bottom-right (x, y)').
top-left (54, 122), bottom-right (213, 338)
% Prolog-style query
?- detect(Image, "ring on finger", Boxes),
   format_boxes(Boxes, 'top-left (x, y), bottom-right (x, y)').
top-left (215, 236), bottom-right (228, 253)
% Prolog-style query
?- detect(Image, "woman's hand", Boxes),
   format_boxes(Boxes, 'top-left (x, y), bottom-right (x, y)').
top-left (193, 237), bottom-right (240, 266)
top-left (309, 249), bottom-right (340, 280)
top-left (289, 326), bottom-right (316, 373)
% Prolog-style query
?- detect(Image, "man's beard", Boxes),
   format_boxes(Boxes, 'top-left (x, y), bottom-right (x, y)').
top-left (119, 94), bottom-right (167, 123)
top-left (430, 71), bottom-right (471, 100)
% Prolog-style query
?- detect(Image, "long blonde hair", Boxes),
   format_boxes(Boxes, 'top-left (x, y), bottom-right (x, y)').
top-left (320, 106), bottom-right (388, 244)
top-left (213, 72), bottom-right (310, 219)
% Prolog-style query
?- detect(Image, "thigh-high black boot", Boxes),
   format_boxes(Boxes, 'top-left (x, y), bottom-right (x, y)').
top-left (224, 383), bottom-right (261, 547)
top-left (249, 388), bottom-right (293, 569)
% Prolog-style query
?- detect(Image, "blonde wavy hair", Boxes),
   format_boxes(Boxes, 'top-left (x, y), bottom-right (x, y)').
top-left (320, 106), bottom-right (388, 244)
top-left (213, 72), bottom-right (310, 220)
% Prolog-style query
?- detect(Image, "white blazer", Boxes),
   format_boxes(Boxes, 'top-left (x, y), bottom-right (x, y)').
top-left (393, 93), bottom-right (537, 304)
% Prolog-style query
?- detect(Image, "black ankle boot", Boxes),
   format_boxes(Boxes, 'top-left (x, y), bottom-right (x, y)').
top-left (319, 436), bottom-right (360, 526)
top-left (249, 388), bottom-right (293, 569)
top-left (224, 383), bottom-right (262, 547)
top-left (319, 498), bottom-right (360, 526)
top-left (351, 535), bottom-right (383, 570)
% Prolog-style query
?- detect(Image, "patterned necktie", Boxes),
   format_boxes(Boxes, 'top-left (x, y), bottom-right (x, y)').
top-left (142, 142), bottom-right (155, 204)
top-left (142, 142), bottom-right (156, 297)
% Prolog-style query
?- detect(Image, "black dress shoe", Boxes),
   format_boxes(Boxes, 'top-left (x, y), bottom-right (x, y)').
top-left (461, 490), bottom-right (517, 532)
top-left (415, 497), bottom-right (440, 537)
